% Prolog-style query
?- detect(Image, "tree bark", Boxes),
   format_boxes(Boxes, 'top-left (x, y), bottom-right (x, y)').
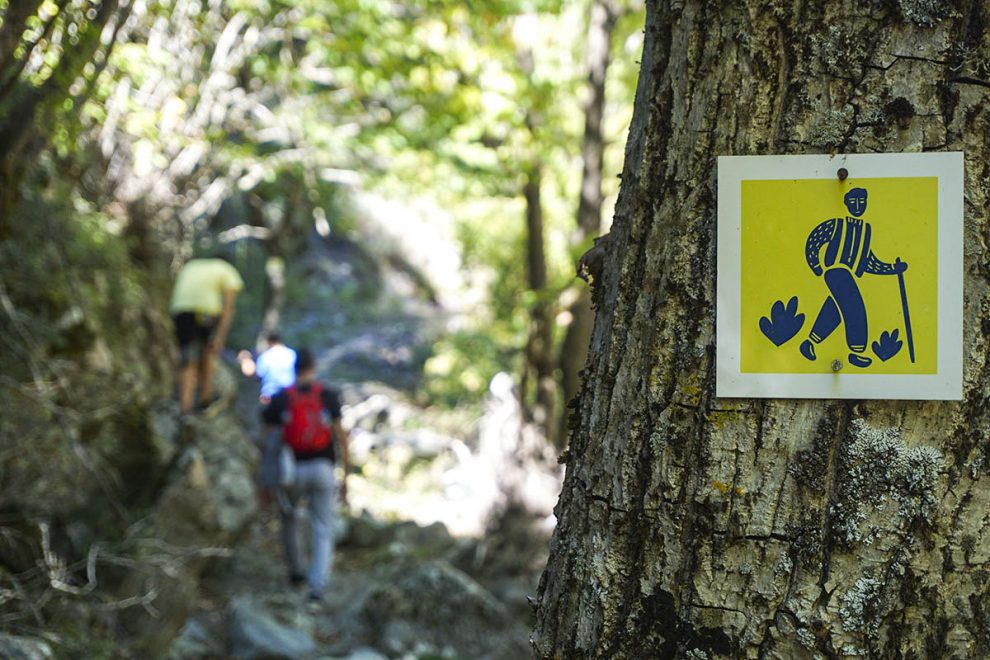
top-left (534, 1), bottom-right (990, 658)
top-left (558, 0), bottom-right (621, 440)
top-left (522, 164), bottom-right (558, 441)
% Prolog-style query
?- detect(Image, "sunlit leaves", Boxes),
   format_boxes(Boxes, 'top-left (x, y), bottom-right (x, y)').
top-left (1, 0), bottom-right (642, 405)
top-left (2, 0), bottom-right (110, 89)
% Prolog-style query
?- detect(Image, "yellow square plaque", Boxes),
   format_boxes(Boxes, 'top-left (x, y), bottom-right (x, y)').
top-left (717, 153), bottom-right (963, 400)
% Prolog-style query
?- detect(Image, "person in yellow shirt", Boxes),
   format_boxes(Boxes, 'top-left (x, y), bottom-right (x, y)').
top-left (170, 256), bottom-right (244, 413)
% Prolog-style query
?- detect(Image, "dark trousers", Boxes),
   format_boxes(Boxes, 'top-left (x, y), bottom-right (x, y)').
top-left (809, 268), bottom-right (867, 352)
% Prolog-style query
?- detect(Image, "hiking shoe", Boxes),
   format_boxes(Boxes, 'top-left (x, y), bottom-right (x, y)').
top-left (289, 573), bottom-right (306, 587)
top-left (848, 353), bottom-right (872, 368)
top-left (307, 591), bottom-right (323, 603)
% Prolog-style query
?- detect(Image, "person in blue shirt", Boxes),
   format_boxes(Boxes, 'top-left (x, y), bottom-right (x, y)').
top-left (255, 333), bottom-right (298, 403)
top-left (239, 333), bottom-right (297, 403)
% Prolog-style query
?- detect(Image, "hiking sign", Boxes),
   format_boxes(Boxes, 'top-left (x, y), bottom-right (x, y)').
top-left (716, 152), bottom-right (963, 400)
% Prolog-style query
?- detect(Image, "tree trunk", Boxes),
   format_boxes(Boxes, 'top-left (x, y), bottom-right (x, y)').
top-left (533, 2), bottom-right (990, 658)
top-left (257, 255), bottom-right (286, 348)
top-left (558, 0), bottom-right (620, 438)
top-left (522, 164), bottom-right (557, 441)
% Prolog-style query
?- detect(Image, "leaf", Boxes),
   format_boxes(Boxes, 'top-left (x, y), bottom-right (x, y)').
top-left (759, 297), bottom-right (805, 346)
top-left (871, 329), bottom-right (903, 361)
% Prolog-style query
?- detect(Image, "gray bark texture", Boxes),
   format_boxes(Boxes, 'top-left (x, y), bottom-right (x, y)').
top-left (533, 1), bottom-right (990, 658)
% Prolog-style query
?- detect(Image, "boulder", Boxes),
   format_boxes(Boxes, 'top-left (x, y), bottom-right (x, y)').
top-left (227, 597), bottom-right (316, 659)
top-left (340, 511), bottom-right (395, 549)
top-left (329, 648), bottom-right (388, 660)
top-left (117, 405), bottom-right (258, 656)
top-left (393, 520), bottom-right (456, 555)
top-left (166, 617), bottom-right (222, 659)
top-left (357, 559), bottom-right (528, 659)
top-left (148, 401), bottom-right (183, 472)
top-left (0, 633), bottom-right (53, 660)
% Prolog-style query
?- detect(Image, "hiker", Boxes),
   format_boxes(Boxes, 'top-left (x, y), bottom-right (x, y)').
top-left (238, 333), bottom-right (297, 404)
top-left (262, 348), bottom-right (349, 602)
top-left (170, 253), bottom-right (244, 413)
top-left (799, 187), bottom-right (907, 368)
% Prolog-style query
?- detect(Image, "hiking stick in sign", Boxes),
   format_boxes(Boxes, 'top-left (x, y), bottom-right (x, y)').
top-left (896, 258), bottom-right (915, 363)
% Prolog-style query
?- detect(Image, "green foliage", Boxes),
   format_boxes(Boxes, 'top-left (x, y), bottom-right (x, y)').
top-left (0, 181), bottom-right (173, 532)
top-left (4, 0), bottom-right (642, 415)
top-left (225, 239), bottom-right (270, 350)
top-left (0, 1), bottom-right (644, 650)
top-left (1, 188), bottom-right (146, 363)
top-left (423, 330), bottom-right (518, 407)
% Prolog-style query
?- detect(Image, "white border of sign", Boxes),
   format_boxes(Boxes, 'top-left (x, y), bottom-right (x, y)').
top-left (716, 152), bottom-right (963, 400)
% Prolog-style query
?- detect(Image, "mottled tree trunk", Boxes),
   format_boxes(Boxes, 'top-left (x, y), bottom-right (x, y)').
top-left (522, 164), bottom-right (558, 441)
top-left (558, 0), bottom-right (621, 442)
top-left (534, 1), bottom-right (990, 658)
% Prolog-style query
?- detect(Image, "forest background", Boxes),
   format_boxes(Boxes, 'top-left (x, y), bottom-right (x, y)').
top-left (0, 0), bottom-right (645, 435)
top-left (0, 0), bottom-right (644, 655)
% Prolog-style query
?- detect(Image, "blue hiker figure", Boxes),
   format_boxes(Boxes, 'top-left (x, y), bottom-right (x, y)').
top-left (799, 188), bottom-right (908, 368)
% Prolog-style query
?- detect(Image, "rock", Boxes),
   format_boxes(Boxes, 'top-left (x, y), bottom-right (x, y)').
top-left (148, 401), bottom-right (183, 469)
top-left (331, 647), bottom-right (388, 660)
top-left (341, 511), bottom-right (395, 549)
top-left (357, 559), bottom-right (528, 659)
top-left (488, 578), bottom-right (538, 621)
top-left (393, 520), bottom-right (456, 554)
top-left (0, 633), bottom-right (53, 660)
top-left (228, 597), bottom-right (316, 659)
top-left (403, 429), bottom-right (456, 458)
top-left (166, 616), bottom-right (222, 659)
top-left (118, 406), bottom-right (259, 656)
top-left (192, 413), bottom-right (260, 534)
top-left (341, 515), bottom-right (456, 557)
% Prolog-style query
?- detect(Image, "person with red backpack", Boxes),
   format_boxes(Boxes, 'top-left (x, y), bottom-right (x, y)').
top-left (261, 348), bottom-right (349, 602)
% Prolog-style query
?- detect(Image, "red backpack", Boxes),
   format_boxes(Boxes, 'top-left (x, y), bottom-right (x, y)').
top-left (282, 384), bottom-right (332, 453)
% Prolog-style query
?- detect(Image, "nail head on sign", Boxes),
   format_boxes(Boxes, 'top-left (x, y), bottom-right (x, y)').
top-left (837, 168), bottom-right (848, 181)
top-left (831, 359), bottom-right (843, 372)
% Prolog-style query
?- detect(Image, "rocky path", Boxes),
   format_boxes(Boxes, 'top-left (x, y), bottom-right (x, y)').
top-left (170, 501), bottom-right (540, 659)
top-left (166, 378), bottom-right (547, 659)
top-left (164, 212), bottom-right (559, 658)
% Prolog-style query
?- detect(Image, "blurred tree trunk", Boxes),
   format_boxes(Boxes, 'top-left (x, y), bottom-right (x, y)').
top-left (522, 164), bottom-right (558, 441)
top-left (0, 0), bottom-right (128, 234)
top-left (256, 183), bottom-right (302, 348)
top-left (558, 0), bottom-right (621, 445)
top-left (533, 1), bottom-right (990, 657)
top-left (257, 256), bottom-right (287, 347)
